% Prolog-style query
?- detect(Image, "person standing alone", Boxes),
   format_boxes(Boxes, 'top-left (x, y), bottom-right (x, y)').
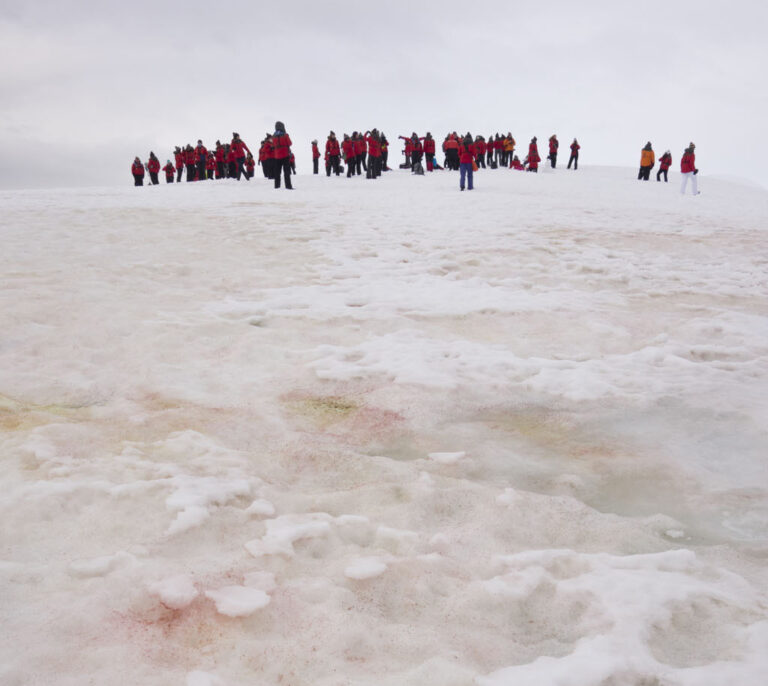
top-left (638, 142), bottom-right (655, 180)
top-left (272, 121), bottom-right (293, 190)
top-left (680, 143), bottom-right (699, 195)
top-left (568, 138), bottom-right (580, 169)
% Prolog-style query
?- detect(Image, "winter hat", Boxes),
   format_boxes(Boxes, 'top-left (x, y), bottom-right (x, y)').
top-left (275, 121), bottom-right (285, 132)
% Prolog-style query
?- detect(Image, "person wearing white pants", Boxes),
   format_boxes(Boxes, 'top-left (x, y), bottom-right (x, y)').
top-left (680, 143), bottom-right (700, 195)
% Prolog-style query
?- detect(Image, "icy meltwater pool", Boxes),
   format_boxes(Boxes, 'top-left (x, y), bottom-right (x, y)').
top-left (1, 167), bottom-right (767, 685)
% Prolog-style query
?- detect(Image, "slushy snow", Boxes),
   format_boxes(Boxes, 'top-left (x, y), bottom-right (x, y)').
top-left (1, 166), bottom-right (767, 686)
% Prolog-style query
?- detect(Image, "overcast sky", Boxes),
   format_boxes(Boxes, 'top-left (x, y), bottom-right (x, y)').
top-left (1, 0), bottom-right (766, 189)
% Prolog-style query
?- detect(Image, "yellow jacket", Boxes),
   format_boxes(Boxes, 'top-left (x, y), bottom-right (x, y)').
top-left (640, 149), bottom-right (655, 166)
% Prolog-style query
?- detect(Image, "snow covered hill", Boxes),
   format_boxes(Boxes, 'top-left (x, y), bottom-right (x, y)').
top-left (1, 166), bottom-right (767, 686)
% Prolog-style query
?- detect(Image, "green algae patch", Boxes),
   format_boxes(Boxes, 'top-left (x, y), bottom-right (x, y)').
top-left (284, 395), bottom-right (358, 429)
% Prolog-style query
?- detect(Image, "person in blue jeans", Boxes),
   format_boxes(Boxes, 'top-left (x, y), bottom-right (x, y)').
top-left (458, 133), bottom-right (476, 191)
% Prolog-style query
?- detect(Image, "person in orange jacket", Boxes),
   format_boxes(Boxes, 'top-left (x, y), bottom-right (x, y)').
top-left (311, 139), bottom-right (320, 174)
top-left (657, 150), bottom-right (672, 182)
top-left (503, 134), bottom-right (515, 166)
top-left (163, 160), bottom-right (175, 183)
top-left (444, 134), bottom-right (459, 171)
top-left (568, 139), bottom-right (580, 169)
top-left (131, 157), bottom-right (145, 186)
top-left (638, 142), bottom-right (655, 180)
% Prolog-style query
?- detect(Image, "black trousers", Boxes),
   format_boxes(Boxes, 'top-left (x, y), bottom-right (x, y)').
top-left (638, 166), bottom-right (652, 180)
top-left (236, 157), bottom-right (248, 180)
top-left (476, 155), bottom-right (486, 169)
top-left (216, 161), bottom-right (224, 178)
top-left (176, 165), bottom-right (183, 182)
top-left (149, 172), bottom-right (159, 185)
top-left (228, 162), bottom-right (237, 178)
top-left (367, 155), bottom-right (381, 178)
top-left (133, 175), bottom-right (143, 186)
top-left (327, 155), bottom-right (340, 176)
top-left (197, 157), bottom-right (206, 180)
top-left (360, 153), bottom-right (367, 171)
top-left (165, 175), bottom-right (174, 183)
top-left (549, 153), bottom-right (557, 168)
top-left (313, 158), bottom-right (319, 174)
top-left (273, 157), bottom-right (292, 188)
top-left (347, 158), bottom-right (355, 177)
top-left (186, 164), bottom-right (195, 181)
top-left (568, 154), bottom-right (578, 169)
top-left (657, 168), bottom-right (668, 182)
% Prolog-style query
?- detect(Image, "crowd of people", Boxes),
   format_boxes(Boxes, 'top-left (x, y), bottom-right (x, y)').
top-left (638, 141), bottom-right (700, 194)
top-left (130, 125), bottom-right (297, 190)
top-left (131, 125), bottom-right (700, 195)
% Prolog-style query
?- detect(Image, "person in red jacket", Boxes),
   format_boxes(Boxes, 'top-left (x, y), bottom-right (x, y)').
top-left (311, 140), bottom-right (320, 174)
top-left (146, 152), bottom-right (160, 184)
top-left (474, 137), bottom-right (487, 169)
top-left (353, 133), bottom-right (367, 174)
top-left (272, 120), bottom-right (293, 190)
top-left (342, 134), bottom-right (356, 177)
top-left (194, 140), bottom-right (208, 180)
top-left (205, 153), bottom-right (216, 180)
top-left (657, 150), bottom-right (672, 182)
top-left (381, 133), bottom-right (390, 171)
top-left (214, 140), bottom-right (225, 179)
top-left (526, 137), bottom-right (541, 172)
top-left (183, 144), bottom-right (197, 181)
top-left (131, 157), bottom-right (145, 186)
top-left (245, 152), bottom-right (255, 179)
top-left (364, 129), bottom-right (382, 179)
top-left (174, 146), bottom-right (184, 182)
top-left (231, 132), bottom-right (251, 180)
top-left (422, 133), bottom-right (436, 171)
top-left (547, 135), bottom-right (559, 168)
top-left (680, 143), bottom-right (699, 195)
top-left (511, 155), bottom-right (524, 170)
top-left (568, 138), bottom-right (580, 169)
top-left (325, 132), bottom-right (341, 176)
top-left (259, 136), bottom-right (274, 178)
top-left (458, 133), bottom-right (475, 191)
top-left (163, 160), bottom-right (175, 183)
top-left (410, 134), bottom-right (423, 171)
top-left (225, 144), bottom-right (237, 178)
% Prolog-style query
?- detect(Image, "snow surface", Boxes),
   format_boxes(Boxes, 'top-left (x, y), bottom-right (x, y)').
top-left (1, 166), bottom-right (767, 685)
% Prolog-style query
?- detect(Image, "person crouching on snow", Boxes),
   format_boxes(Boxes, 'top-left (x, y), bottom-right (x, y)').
top-left (163, 160), bottom-right (175, 183)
